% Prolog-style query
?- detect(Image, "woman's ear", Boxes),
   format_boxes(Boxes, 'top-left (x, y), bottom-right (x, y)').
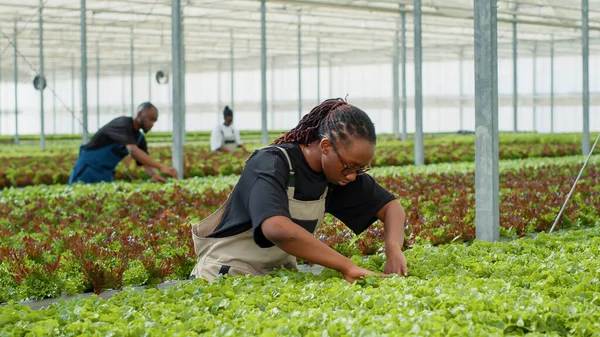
top-left (319, 137), bottom-right (331, 154)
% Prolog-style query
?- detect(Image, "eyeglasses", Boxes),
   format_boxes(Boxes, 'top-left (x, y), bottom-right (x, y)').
top-left (327, 137), bottom-right (372, 176)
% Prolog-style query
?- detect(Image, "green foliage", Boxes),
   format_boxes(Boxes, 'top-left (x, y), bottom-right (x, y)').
top-left (1, 228), bottom-right (599, 336)
top-left (1, 155), bottom-right (600, 302)
top-left (1, 133), bottom-right (598, 188)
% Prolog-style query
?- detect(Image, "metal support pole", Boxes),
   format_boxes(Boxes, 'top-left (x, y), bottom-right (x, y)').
top-left (71, 56), bottom-right (75, 134)
top-left (532, 44), bottom-right (537, 132)
top-left (297, 12), bottom-right (302, 121)
top-left (230, 29), bottom-right (234, 110)
top-left (52, 65), bottom-right (56, 134)
top-left (180, 16), bottom-right (186, 145)
top-left (401, 9), bottom-right (407, 141)
top-left (261, 0), bottom-right (268, 144)
top-left (130, 27), bottom-right (135, 116)
top-left (512, 15), bottom-right (518, 133)
top-left (171, 0), bottom-right (184, 179)
top-left (13, 22), bottom-right (19, 144)
top-left (474, 0), bottom-right (500, 242)
top-left (413, 0), bottom-right (424, 165)
top-left (459, 47), bottom-right (464, 131)
top-left (96, 42), bottom-right (100, 130)
top-left (392, 19), bottom-right (400, 138)
top-left (582, 0), bottom-right (590, 155)
top-left (81, 0), bottom-right (88, 143)
top-left (317, 37), bottom-right (321, 104)
top-left (550, 35), bottom-right (555, 133)
top-left (39, 0), bottom-right (46, 150)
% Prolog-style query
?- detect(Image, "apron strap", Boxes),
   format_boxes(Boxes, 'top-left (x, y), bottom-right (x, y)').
top-left (320, 186), bottom-right (329, 200)
top-left (273, 145), bottom-right (328, 200)
top-left (273, 146), bottom-right (295, 199)
top-left (136, 132), bottom-right (144, 145)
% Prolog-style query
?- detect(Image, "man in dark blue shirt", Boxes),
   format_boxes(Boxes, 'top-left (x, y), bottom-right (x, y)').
top-left (68, 102), bottom-right (178, 185)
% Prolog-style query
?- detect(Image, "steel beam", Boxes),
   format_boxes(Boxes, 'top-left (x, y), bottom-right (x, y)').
top-left (261, 0), bottom-right (268, 144)
top-left (39, 0), bottom-right (46, 150)
top-left (81, 0), bottom-right (89, 143)
top-left (171, 0), bottom-right (184, 179)
top-left (413, 0), bottom-right (424, 165)
top-left (180, 18), bottom-right (186, 145)
top-left (474, 0), bottom-right (500, 242)
top-left (401, 9), bottom-right (407, 141)
top-left (512, 16), bottom-right (518, 133)
top-left (550, 36), bottom-right (555, 133)
top-left (230, 29), bottom-right (234, 110)
top-left (71, 56), bottom-right (75, 134)
top-left (297, 12), bottom-right (302, 120)
top-left (459, 47), bottom-right (464, 131)
top-left (53, 65), bottom-right (56, 134)
top-left (582, 0), bottom-right (590, 155)
top-left (532, 44), bottom-right (537, 132)
top-left (96, 43), bottom-right (100, 130)
top-left (14, 22), bottom-right (19, 144)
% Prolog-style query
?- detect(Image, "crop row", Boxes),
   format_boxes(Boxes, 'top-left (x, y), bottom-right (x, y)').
top-left (1, 156), bottom-right (598, 302)
top-left (1, 227), bottom-right (599, 336)
top-left (0, 140), bottom-right (586, 188)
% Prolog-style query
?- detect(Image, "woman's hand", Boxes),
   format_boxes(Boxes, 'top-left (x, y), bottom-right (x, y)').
top-left (152, 174), bottom-right (167, 183)
top-left (342, 265), bottom-right (380, 283)
top-left (384, 246), bottom-right (408, 276)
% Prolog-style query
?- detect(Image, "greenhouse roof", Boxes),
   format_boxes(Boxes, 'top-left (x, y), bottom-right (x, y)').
top-left (0, 0), bottom-right (599, 79)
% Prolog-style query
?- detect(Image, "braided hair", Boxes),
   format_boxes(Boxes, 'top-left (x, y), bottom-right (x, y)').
top-left (272, 98), bottom-right (376, 148)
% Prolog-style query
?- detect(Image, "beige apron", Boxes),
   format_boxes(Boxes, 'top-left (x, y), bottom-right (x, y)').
top-left (190, 146), bottom-right (328, 281)
top-left (221, 126), bottom-right (238, 153)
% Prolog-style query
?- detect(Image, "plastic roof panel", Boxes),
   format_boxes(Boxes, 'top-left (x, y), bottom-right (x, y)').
top-left (0, 0), bottom-right (598, 79)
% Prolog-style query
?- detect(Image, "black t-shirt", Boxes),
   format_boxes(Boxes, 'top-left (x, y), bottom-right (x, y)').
top-left (83, 116), bottom-right (148, 166)
top-left (209, 143), bottom-right (396, 248)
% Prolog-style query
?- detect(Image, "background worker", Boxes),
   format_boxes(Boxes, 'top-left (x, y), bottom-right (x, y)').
top-left (210, 106), bottom-right (247, 153)
top-left (68, 102), bottom-right (178, 185)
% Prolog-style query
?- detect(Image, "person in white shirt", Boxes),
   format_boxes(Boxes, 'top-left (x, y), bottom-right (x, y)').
top-left (210, 106), bottom-right (247, 153)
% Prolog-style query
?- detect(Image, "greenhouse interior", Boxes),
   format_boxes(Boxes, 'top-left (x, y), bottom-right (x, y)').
top-left (1, 0), bottom-right (600, 335)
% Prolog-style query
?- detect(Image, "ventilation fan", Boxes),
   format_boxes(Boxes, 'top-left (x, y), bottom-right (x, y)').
top-left (156, 70), bottom-right (169, 85)
top-left (33, 75), bottom-right (47, 91)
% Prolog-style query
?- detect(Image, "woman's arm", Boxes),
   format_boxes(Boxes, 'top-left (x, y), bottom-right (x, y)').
top-left (261, 216), bottom-right (379, 283)
top-left (376, 200), bottom-right (408, 276)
